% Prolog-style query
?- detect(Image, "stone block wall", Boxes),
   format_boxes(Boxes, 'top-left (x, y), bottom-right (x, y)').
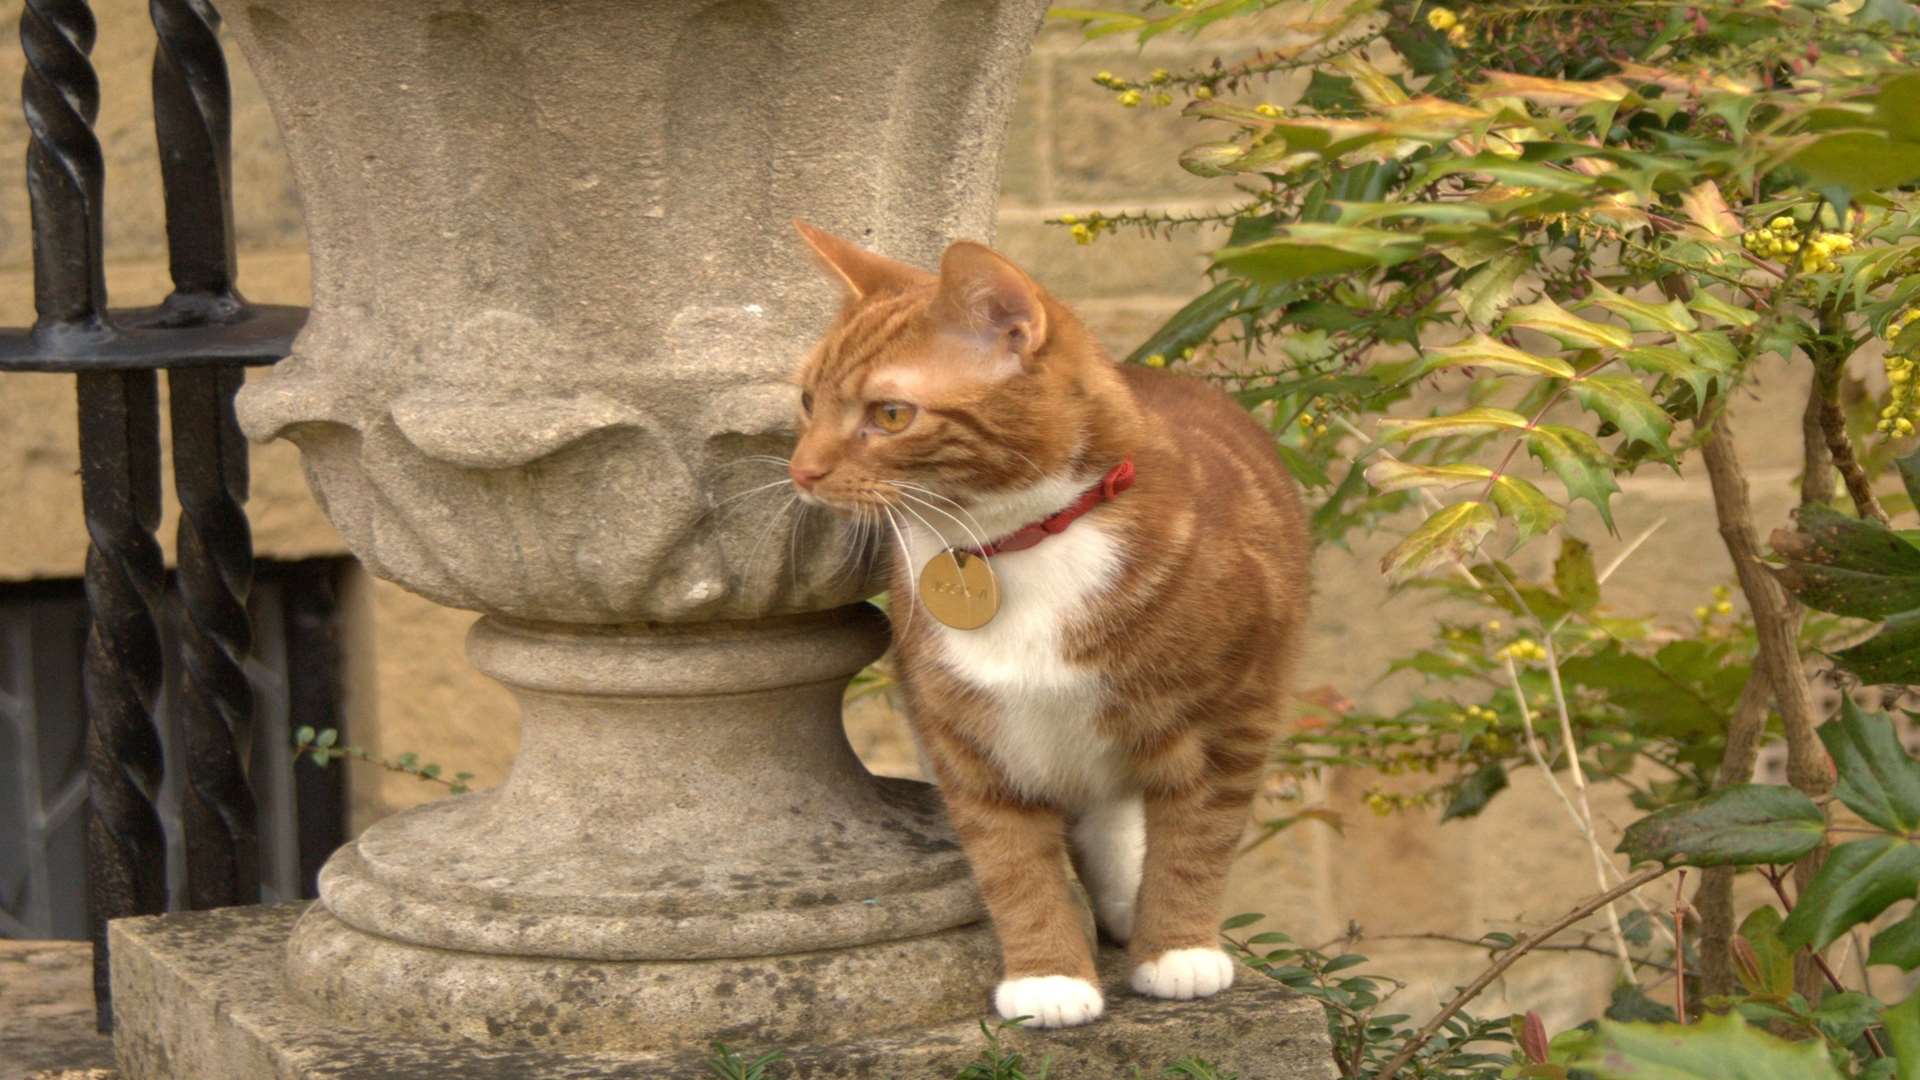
top-left (0, 1), bottom-right (1850, 1031)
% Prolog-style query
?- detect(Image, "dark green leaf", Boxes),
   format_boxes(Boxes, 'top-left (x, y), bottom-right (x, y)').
top-left (1882, 987), bottom-right (1920, 1076)
top-left (1616, 784), bottom-right (1825, 868)
top-left (1868, 906), bottom-right (1920, 970)
top-left (1788, 132), bottom-right (1920, 195)
top-left (1834, 613), bottom-right (1920, 685)
top-left (1562, 645), bottom-right (1720, 736)
top-left (1821, 698), bottom-right (1920, 834)
top-left (1126, 280), bottom-right (1248, 366)
top-left (1576, 1013), bottom-right (1843, 1079)
top-left (1441, 763), bottom-right (1509, 821)
top-left (1900, 446), bottom-right (1920, 515)
top-left (1220, 913), bottom-right (1264, 931)
top-left (1213, 225), bottom-right (1423, 284)
top-left (1813, 990), bottom-right (1882, 1048)
top-left (1604, 983), bottom-right (1676, 1024)
top-left (1780, 837), bottom-right (1920, 952)
top-left (1736, 906), bottom-right (1795, 999)
top-left (1554, 537), bottom-right (1599, 612)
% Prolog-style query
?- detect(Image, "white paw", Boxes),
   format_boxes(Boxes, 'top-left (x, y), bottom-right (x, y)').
top-left (994, 975), bottom-right (1105, 1028)
top-left (1130, 947), bottom-right (1236, 1001)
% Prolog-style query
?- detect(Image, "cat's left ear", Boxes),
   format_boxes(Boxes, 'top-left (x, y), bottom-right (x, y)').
top-left (935, 241), bottom-right (1048, 372)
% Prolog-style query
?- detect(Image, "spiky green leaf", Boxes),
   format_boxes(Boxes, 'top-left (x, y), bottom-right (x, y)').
top-left (1571, 374), bottom-right (1674, 456)
top-left (1378, 407), bottom-right (1531, 444)
top-left (1413, 334), bottom-right (1576, 380)
top-left (1503, 295), bottom-right (1634, 350)
top-left (1527, 425), bottom-right (1622, 532)
top-left (1381, 502), bottom-right (1496, 584)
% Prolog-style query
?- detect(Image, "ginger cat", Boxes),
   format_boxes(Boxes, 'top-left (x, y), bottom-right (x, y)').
top-left (787, 223), bottom-right (1309, 1028)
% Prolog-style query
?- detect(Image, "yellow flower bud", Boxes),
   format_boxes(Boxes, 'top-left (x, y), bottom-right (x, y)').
top-left (1118, 89), bottom-right (1142, 108)
top-left (1426, 6), bottom-right (1458, 30)
top-left (1194, 86), bottom-right (1213, 100)
top-left (1070, 223), bottom-right (1094, 245)
top-left (1254, 103), bottom-right (1282, 117)
top-left (1143, 353), bottom-right (1167, 368)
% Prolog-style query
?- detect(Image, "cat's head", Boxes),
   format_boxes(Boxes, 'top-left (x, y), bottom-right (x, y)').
top-left (786, 222), bottom-right (1099, 527)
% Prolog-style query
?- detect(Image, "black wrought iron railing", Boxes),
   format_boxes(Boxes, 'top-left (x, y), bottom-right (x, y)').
top-left (2, 0), bottom-right (307, 1031)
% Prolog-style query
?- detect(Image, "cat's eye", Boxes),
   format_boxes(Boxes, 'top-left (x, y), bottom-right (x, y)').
top-left (800, 390), bottom-right (814, 416)
top-left (870, 402), bottom-right (917, 434)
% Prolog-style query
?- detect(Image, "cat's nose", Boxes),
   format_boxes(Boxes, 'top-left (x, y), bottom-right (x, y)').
top-left (789, 462), bottom-right (827, 490)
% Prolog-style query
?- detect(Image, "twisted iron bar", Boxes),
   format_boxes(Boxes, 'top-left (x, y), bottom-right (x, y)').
top-left (77, 371), bottom-right (168, 1034)
top-left (151, 0), bottom-right (260, 911)
top-left (170, 369), bottom-right (258, 911)
top-left (150, 0), bottom-right (239, 317)
top-left (21, 0), bottom-right (107, 329)
top-left (25, 0), bottom-right (169, 1031)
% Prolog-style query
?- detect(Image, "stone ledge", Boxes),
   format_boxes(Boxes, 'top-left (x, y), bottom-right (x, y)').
top-left (0, 940), bottom-right (115, 1080)
top-left (112, 904), bottom-right (1336, 1079)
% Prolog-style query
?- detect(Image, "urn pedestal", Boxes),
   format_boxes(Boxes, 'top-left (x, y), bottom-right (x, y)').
top-left (209, 0), bottom-right (1055, 1055)
top-left (106, 1), bottom-right (1337, 1074)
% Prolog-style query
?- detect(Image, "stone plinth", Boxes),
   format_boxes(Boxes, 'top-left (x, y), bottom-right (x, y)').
top-left (208, 0), bottom-right (1055, 1059)
top-left (1, 940), bottom-right (115, 1080)
top-left (111, 906), bottom-right (1337, 1080)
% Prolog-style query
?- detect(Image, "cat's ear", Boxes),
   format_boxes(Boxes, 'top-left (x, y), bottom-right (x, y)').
top-left (934, 241), bottom-right (1048, 371)
top-left (794, 221), bottom-right (931, 300)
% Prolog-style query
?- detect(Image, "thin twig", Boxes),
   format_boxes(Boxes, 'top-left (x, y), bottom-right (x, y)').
top-left (1674, 869), bottom-right (1690, 1025)
top-left (1359, 931), bottom-right (1676, 973)
top-left (1376, 864), bottom-right (1671, 1080)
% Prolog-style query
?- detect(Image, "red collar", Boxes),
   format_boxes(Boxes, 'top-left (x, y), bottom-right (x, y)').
top-left (971, 459), bottom-right (1136, 557)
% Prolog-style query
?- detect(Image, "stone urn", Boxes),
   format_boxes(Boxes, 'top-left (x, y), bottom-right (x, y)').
top-left (225, 0), bottom-right (1049, 1053)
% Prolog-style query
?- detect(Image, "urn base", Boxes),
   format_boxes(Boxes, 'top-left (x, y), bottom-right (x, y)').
top-left (109, 904), bottom-right (1340, 1079)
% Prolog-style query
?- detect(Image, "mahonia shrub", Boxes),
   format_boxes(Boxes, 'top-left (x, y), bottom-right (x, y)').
top-left (1056, 1), bottom-right (1920, 1077)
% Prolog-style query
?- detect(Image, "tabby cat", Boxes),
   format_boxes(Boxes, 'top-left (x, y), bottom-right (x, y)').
top-left (786, 223), bottom-right (1309, 1028)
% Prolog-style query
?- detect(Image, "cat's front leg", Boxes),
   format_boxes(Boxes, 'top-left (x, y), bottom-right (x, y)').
top-left (1127, 744), bottom-right (1266, 1002)
top-left (935, 764), bottom-right (1104, 1027)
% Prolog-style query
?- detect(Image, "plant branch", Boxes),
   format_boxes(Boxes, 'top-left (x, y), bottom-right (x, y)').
top-left (1696, 670), bottom-right (1775, 1001)
top-left (1759, 866), bottom-right (1888, 1059)
top-left (1813, 346), bottom-right (1891, 525)
top-left (1360, 930), bottom-right (1675, 973)
top-left (1700, 412), bottom-right (1833, 998)
top-left (1376, 863), bottom-right (1671, 1080)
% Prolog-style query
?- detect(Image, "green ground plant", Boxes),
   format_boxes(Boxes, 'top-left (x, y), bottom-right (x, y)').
top-left (1054, 0), bottom-right (1920, 1075)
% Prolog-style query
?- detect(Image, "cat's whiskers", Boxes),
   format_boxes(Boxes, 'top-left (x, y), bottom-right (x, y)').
top-left (892, 496), bottom-right (1000, 600)
top-left (741, 493), bottom-right (801, 590)
top-left (891, 482), bottom-right (994, 551)
top-left (879, 504), bottom-right (918, 640)
top-left (695, 478), bottom-right (797, 526)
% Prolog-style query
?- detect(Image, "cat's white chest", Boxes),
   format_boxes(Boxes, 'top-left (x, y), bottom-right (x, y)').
top-left (906, 519), bottom-right (1129, 807)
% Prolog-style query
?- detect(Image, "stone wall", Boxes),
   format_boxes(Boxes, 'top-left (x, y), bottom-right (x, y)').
top-left (0, 1), bottom-right (1849, 1030)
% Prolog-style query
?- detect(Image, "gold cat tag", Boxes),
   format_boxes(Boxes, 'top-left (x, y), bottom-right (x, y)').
top-left (918, 549), bottom-right (999, 630)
